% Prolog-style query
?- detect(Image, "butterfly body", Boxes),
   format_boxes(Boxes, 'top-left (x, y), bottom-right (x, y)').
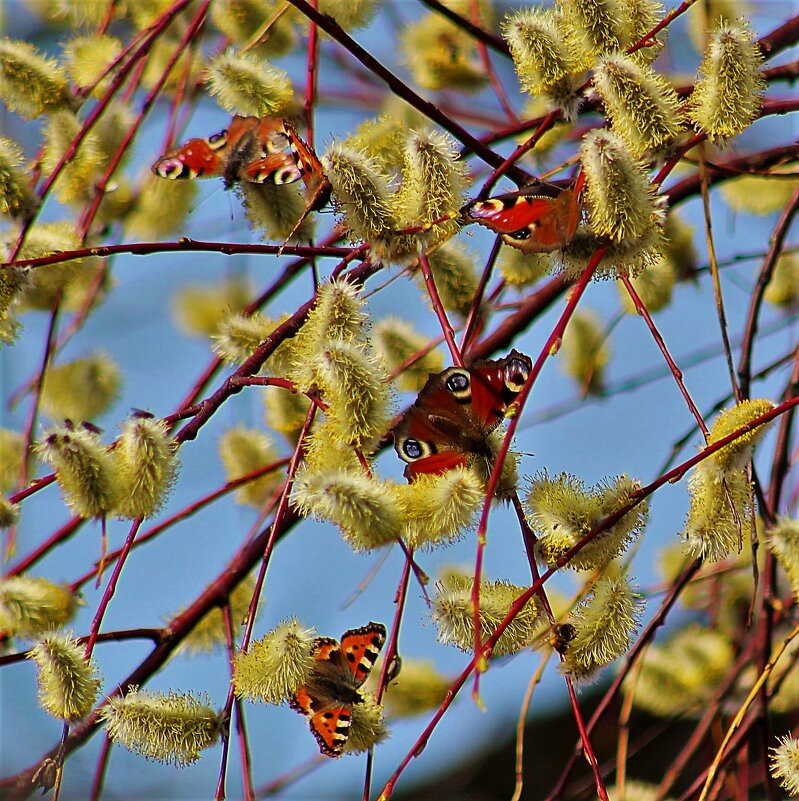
top-left (462, 176), bottom-right (585, 254)
top-left (394, 350), bottom-right (532, 479)
top-left (290, 622), bottom-right (386, 757)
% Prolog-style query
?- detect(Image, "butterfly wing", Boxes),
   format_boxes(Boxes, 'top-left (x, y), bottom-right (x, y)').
top-left (239, 152), bottom-right (303, 185)
top-left (339, 622), bottom-right (387, 686)
top-left (151, 134), bottom-right (229, 180)
top-left (283, 119), bottom-right (332, 211)
top-left (394, 351), bottom-right (532, 477)
top-left (290, 625), bottom-right (385, 758)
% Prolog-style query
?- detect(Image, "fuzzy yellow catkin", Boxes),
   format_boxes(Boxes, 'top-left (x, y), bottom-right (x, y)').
top-left (204, 50), bottom-right (294, 117)
top-left (0, 428), bottom-right (24, 492)
top-left (232, 619), bottom-right (316, 703)
top-left (705, 398), bottom-right (774, 474)
top-left (41, 110), bottom-right (105, 205)
top-left (291, 467), bottom-right (401, 551)
top-left (765, 518), bottom-right (799, 601)
top-left (689, 20), bottom-right (765, 142)
top-left (40, 353), bottom-right (121, 422)
top-left (394, 467), bottom-right (484, 550)
top-left (630, 625), bottom-right (733, 716)
top-left (0, 39), bottom-right (71, 118)
top-left (378, 658), bottom-right (452, 718)
top-left (212, 312), bottom-right (276, 365)
top-left (0, 137), bottom-right (36, 218)
top-left (346, 694), bottom-right (387, 754)
top-left (432, 569), bottom-right (543, 656)
top-left (592, 53), bottom-right (684, 158)
top-left (101, 688), bottom-right (224, 766)
top-left (771, 735), bottom-right (799, 797)
top-left (0, 576), bottom-right (78, 636)
top-left (263, 387), bottom-right (311, 444)
top-left (62, 34), bottom-right (122, 97)
top-left (113, 416), bottom-right (179, 519)
top-left (36, 424), bottom-right (121, 518)
top-left (373, 318), bottom-right (444, 393)
top-left (607, 780), bottom-right (677, 801)
top-left (124, 177), bottom-right (197, 239)
top-left (682, 467), bottom-right (751, 562)
top-left (172, 278), bottom-right (251, 339)
top-left (503, 8), bottom-right (577, 95)
top-left (237, 181), bottom-right (316, 243)
top-left (580, 128), bottom-right (663, 244)
top-left (498, 246), bottom-right (553, 287)
top-left (560, 308), bottom-right (610, 394)
top-left (322, 142), bottom-right (398, 245)
top-left (764, 254), bottom-right (799, 308)
top-left (0, 498), bottom-right (20, 529)
top-left (218, 426), bottom-right (282, 508)
top-left (392, 128), bottom-right (467, 247)
top-left (557, 0), bottom-right (628, 59)
top-left (210, 0), bottom-right (296, 55)
top-left (28, 633), bottom-right (101, 721)
top-left (5, 221), bottom-right (86, 311)
top-left (176, 576), bottom-right (260, 655)
top-left (308, 340), bottom-right (393, 450)
top-left (527, 472), bottom-right (648, 571)
top-left (419, 241), bottom-right (480, 319)
top-left (400, 12), bottom-right (486, 92)
top-left (316, 0), bottom-right (379, 30)
top-left (562, 575), bottom-right (644, 681)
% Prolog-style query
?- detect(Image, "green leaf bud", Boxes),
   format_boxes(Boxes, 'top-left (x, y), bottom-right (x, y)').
top-left (28, 633), bottom-right (100, 720)
top-left (101, 687), bottom-right (224, 766)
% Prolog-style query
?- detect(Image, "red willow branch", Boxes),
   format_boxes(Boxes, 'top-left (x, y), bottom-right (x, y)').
top-left (283, 0), bottom-right (533, 185)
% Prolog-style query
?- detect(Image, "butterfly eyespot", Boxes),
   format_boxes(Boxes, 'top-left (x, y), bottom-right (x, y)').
top-left (155, 159), bottom-right (188, 179)
top-left (273, 165), bottom-right (302, 185)
top-left (401, 438), bottom-right (424, 460)
top-left (208, 129), bottom-right (228, 149)
top-left (508, 226), bottom-right (534, 240)
top-left (444, 369), bottom-right (471, 399)
top-left (504, 358), bottom-right (531, 391)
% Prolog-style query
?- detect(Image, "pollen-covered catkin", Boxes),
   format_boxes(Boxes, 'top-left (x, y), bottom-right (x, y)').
top-left (101, 688), bottom-right (223, 766)
top-left (233, 619), bottom-right (316, 703)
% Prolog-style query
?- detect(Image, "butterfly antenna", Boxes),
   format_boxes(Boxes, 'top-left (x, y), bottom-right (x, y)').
top-left (278, 204), bottom-right (314, 256)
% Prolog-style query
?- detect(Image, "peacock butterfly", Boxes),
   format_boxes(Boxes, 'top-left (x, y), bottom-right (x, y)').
top-left (461, 174), bottom-right (585, 254)
top-left (394, 349), bottom-right (532, 479)
top-left (151, 115), bottom-right (332, 216)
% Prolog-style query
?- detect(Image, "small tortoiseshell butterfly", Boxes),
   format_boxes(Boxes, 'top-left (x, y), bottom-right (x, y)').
top-left (290, 621), bottom-right (386, 757)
